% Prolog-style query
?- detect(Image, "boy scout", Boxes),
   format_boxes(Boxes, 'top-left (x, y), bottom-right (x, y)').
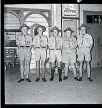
top-left (33, 24), bottom-right (47, 82)
top-left (16, 24), bottom-right (32, 83)
top-left (48, 26), bottom-right (62, 82)
top-left (62, 27), bottom-right (78, 81)
top-left (77, 24), bottom-right (93, 81)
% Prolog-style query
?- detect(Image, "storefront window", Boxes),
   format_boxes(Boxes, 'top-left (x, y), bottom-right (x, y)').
top-left (87, 15), bottom-right (93, 23)
top-left (4, 32), bottom-right (19, 47)
top-left (100, 15), bottom-right (102, 24)
top-left (87, 15), bottom-right (101, 24)
top-left (93, 15), bottom-right (99, 23)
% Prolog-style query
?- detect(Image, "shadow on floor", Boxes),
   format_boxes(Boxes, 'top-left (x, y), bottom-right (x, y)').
top-left (5, 64), bottom-right (102, 104)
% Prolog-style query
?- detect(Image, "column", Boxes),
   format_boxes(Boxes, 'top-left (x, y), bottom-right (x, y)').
top-left (51, 4), bottom-right (57, 26)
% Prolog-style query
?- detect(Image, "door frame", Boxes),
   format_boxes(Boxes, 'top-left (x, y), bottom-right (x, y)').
top-left (62, 18), bottom-right (79, 37)
top-left (83, 10), bottom-right (102, 24)
top-left (83, 10), bottom-right (102, 67)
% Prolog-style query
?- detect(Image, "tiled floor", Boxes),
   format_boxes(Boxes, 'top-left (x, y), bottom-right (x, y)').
top-left (5, 65), bottom-right (102, 104)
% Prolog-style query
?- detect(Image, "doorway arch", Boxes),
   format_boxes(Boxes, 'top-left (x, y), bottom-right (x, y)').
top-left (4, 12), bottom-right (21, 29)
top-left (24, 13), bottom-right (49, 70)
top-left (31, 23), bottom-right (41, 37)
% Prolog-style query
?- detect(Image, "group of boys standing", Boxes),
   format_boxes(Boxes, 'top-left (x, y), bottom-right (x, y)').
top-left (16, 23), bottom-right (93, 83)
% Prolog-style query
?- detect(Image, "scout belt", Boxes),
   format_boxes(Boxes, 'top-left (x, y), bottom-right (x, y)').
top-left (20, 46), bottom-right (30, 47)
top-left (50, 49), bottom-right (61, 50)
top-left (35, 47), bottom-right (46, 48)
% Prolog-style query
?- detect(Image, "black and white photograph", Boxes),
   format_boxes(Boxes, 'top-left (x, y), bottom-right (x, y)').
top-left (4, 4), bottom-right (102, 104)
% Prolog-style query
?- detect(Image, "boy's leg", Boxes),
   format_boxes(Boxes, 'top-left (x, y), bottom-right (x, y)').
top-left (71, 63), bottom-right (77, 77)
top-left (49, 50), bottom-right (55, 81)
top-left (58, 62), bottom-right (62, 82)
top-left (18, 59), bottom-right (24, 82)
top-left (70, 53), bottom-right (78, 80)
top-left (50, 62), bottom-right (55, 81)
top-left (17, 48), bottom-right (25, 83)
top-left (86, 61), bottom-right (91, 78)
top-left (35, 61), bottom-right (40, 82)
top-left (35, 49), bottom-right (40, 82)
top-left (62, 52), bottom-right (69, 79)
top-left (25, 48), bottom-right (32, 82)
top-left (63, 63), bottom-right (69, 80)
top-left (71, 63), bottom-right (78, 81)
top-left (41, 48), bottom-right (48, 82)
top-left (86, 61), bottom-right (93, 81)
top-left (85, 51), bottom-right (93, 81)
top-left (77, 52), bottom-right (84, 81)
top-left (78, 61), bottom-right (83, 81)
top-left (41, 60), bottom-right (47, 82)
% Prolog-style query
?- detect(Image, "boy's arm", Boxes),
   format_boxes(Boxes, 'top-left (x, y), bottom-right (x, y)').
top-left (70, 38), bottom-right (77, 50)
top-left (89, 35), bottom-right (93, 50)
top-left (32, 36), bottom-right (35, 49)
top-left (45, 36), bottom-right (48, 49)
top-left (47, 38), bottom-right (50, 49)
top-left (77, 36), bottom-right (83, 48)
top-left (29, 35), bottom-right (33, 49)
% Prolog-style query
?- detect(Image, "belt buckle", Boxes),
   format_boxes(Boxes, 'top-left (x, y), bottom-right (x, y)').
top-left (35, 47), bottom-right (40, 48)
top-left (42, 47), bottom-right (45, 48)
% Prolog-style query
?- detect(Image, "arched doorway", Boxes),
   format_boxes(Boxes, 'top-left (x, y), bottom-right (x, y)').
top-left (4, 12), bottom-right (21, 29)
top-left (24, 13), bottom-right (49, 71)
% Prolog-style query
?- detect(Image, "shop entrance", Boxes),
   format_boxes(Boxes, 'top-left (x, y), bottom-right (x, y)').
top-left (24, 13), bottom-right (49, 72)
top-left (84, 11), bottom-right (102, 68)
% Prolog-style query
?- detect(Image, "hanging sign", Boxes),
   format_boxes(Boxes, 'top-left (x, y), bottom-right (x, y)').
top-left (62, 4), bottom-right (79, 18)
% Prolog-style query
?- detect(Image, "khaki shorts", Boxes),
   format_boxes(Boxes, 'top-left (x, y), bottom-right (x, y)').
top-left (35, 48), bottom-right (46, 61)
top-left (77, 48), bottom-right (91, 61)
top-left (62, 51), bottom-right (76, 64)
top-left (49, 50), bottom-right (62, 63)
top-left (18, 47), bottom-right (31, 61)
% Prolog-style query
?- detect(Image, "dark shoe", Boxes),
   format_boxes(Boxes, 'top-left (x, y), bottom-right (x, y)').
top-left (26, 78), bottom-right (31, 82)
top-left (35, 77), bottom-right (40, 82)
top-left (59, 78), bottom-right (62, 82)
top-left (17, 79), bottom-right (24, 83)
top-left (74, 77), bottom-right (78, 81)
top-left (63, 76), bottom-right (68, 80)
top-left (42, 77), bottom-right (47, 82)
top-left (50, 77), bottom-right (54, 81)
top-left (88, 77), bottom-right (93, 82)
top-left (78, 77), bottom-right (82, 81)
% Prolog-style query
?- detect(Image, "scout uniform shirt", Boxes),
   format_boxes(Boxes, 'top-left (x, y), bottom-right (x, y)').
top-left (62, 36), bottom-right (77, 53)
top-left (48, 36), bottom-right (62, 50)
top-left (16, 33), bottom-right (32, 47)
top-left (48, 35), bottom-right (62, 63)
top-left (32, 35), bottom-right (47, 62)
top-left (33, 35), bottom-right (47, 48)
top-left (16, 33), bottom-right (32, 62)
top-left (77, 33), bottom-right (93, 53)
